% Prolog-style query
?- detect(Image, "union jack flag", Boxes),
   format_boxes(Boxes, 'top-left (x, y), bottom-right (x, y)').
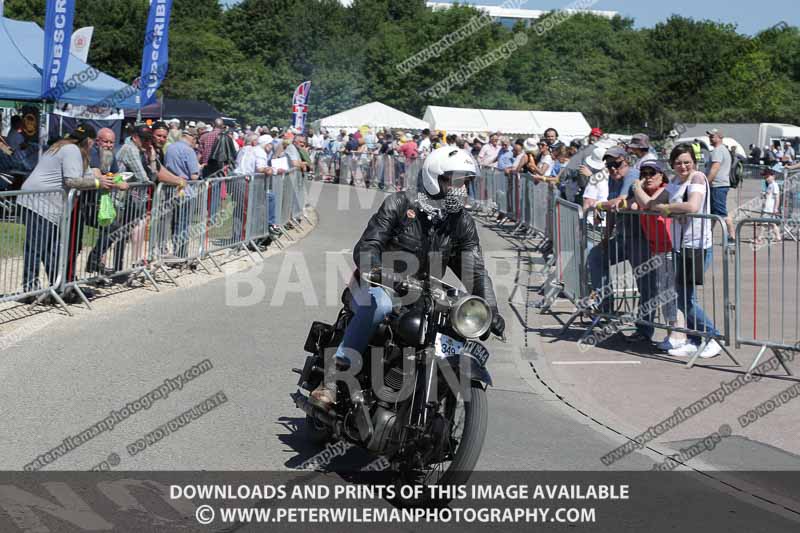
top-left (292, 81), bottom-right (311, 106)
top-left (292, 81), bottom-right (312, 133)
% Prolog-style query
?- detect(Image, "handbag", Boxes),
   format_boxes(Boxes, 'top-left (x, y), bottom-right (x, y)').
top-left (676, 247), bottom-right (705, 286)
top-left (675, 176), bottom-right (710, 286)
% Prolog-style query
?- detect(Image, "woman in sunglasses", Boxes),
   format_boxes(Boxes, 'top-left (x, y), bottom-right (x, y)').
top-left (630, 160), bottom-right (687, 352)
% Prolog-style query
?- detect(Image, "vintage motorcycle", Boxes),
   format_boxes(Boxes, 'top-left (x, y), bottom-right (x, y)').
top-left (291, 267), bottom-right (500, 491)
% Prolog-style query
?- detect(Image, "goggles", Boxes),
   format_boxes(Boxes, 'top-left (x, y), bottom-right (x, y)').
top-left (439, 170), bottom-right (475, 189)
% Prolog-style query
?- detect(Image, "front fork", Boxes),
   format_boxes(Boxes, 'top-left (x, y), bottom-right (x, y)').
top-left (397, 348), bottom-right (444, 453)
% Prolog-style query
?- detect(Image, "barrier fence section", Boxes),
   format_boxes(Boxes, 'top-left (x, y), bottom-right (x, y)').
top-left (555, 198), bottom-right (584, 303)
top-left (493, 168), bottom-right (508, 219)
top-left (1, 170), bottom-right (305, 308)
top-left (65, 183), bottom-right (158, 304)
top-left (547, 203), bottom-right (737, 369)
top-left (475, 166), bottom-right (493, 212)
top-left (735, 218), bottom-right (798, 376)
top-left (245, 173), bottom-right (277, 249)
top-left (291, 171), bottom-right (307, 221)
top-left (0, 189), bottom-right (71, 311)
top-left (308, 152), bottom-right (427, 194)
top-left (148, 180), bottom-right (210, 281)
top-left (782, 170), bottom-right (800, 240)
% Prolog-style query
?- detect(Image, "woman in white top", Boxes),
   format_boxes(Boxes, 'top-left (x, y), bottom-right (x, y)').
top-left (536, 140), bottom-right (554, 178)
top-left (651, 144), bottom-right (721, 359)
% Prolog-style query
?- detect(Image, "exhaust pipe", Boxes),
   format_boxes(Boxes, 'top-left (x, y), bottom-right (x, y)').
top-left (291, 390), bottom-right (336, 427)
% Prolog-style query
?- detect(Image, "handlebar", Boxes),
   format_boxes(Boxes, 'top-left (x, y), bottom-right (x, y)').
top-left (362, 269), bottom-right (460, 305)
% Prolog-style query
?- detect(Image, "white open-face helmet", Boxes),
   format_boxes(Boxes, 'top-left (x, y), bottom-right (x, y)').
top-left (422, 146), bottom-right (478, 198)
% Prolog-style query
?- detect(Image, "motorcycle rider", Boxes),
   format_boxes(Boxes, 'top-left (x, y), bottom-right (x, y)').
top-left (310, 146), bottom-right (506, 408)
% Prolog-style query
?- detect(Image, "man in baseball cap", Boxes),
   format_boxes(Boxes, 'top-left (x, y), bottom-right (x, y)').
top-left (585, 142), bottom-right (655, 345)
top-left (589, 127), bottom-right (604, 144)
top-left (66, 123), bottom-right (97, 143)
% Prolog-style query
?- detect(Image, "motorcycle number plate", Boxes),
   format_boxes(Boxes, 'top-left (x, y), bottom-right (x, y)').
top-left (463, 340), bottom-right (491, 367)
top-left (434, 333), bottom-right (464, 359)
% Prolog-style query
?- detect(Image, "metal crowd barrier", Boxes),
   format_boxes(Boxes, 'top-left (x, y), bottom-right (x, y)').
top-left (64, 183), bottom-right (158, 304)
top-left (314, 154), bottom-right (336, 181)
top-left (371, 154), bottom-right (396, 190)
top-left (742, 163), bottom-right (771, 181)
top-left (735, 218), bottom-right (798, 376)
top-left (781, 170), bottom-right (800, 240)
top-left (552, 198), bottom-right (584, 305)
top-left (549, 203), bottom-right (738, 369)
top-left (339, 154), bottom-right (373, 187)
top-left (531, 179), bottom-right (553, 239)
top-left (202, 175), bottom-right (258, 269)
top-left (278, 171), bottom-right (295, 229)
top-left (0, 189), bottom-right (71, 311)
top-left (148, 180), bottom-right (210, 281)
top-left (473, 166), bottom-right (492, 212)
top-left (492, 168), bottom-right (508, 219)
top-left (404, 156), bottom-right (424, 195)
top-left (0, 171), bottom-right (302, 310)
top-left (245, 173), bottom-right (278, 250)
top-left (290, 170), bottom-right (307, 222)
top-left (321, 153), bottom-right (425, 193)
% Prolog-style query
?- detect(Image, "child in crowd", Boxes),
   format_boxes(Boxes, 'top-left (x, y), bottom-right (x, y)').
top-left (757, 165), bottom-right (782, 244)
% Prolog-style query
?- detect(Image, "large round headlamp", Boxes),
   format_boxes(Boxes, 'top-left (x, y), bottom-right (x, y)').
top-left (450, 296), bottom-right (492, 339)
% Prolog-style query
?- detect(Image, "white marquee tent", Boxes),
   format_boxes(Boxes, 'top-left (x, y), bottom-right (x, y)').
top-left (312, 101), bottom-right (429, 132)
top-left (422, 105), bottom-right (592, 140)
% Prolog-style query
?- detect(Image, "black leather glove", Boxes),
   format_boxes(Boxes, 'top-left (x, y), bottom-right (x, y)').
top-left (490, 312), bottom-right (505, 337)
top-left (480, 310), bottom-right (505, 340)
top-left (367, 266), bottom-right (382, 285)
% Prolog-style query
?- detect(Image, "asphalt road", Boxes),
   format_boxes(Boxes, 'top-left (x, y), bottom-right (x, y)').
top-left (0, 183), bottom-right (797, 532)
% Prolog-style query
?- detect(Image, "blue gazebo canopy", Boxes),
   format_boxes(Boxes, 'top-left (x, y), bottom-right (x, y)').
top-left (0, 17), bottom-right (139, 108)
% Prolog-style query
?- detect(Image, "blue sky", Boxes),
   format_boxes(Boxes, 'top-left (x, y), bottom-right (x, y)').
top-left (219, 0), bottom-right (795, 35)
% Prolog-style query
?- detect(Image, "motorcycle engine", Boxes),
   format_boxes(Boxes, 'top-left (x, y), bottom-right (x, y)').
top-left (365, 345), bottom-right (414, 454)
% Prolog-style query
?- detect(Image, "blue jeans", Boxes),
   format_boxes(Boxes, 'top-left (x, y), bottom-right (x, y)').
top-left (676, 248), bottom-right (719, 345)
top-left (267, 191), bottom-right (276, 225)
top-left (334, 283), bottom-right (393, 364)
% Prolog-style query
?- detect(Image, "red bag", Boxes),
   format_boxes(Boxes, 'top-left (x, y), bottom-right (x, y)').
top-left (640, 213), bottom-right (672, 253)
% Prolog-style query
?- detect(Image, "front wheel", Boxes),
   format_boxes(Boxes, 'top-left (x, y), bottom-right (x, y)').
top-left (437, 381), bottom-right (488, 486)
top-left (395, 381), bottom-right (488, 506)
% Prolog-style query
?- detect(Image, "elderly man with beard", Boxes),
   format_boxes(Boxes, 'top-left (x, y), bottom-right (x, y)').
top-left (77, 128), bottom-right (121, 280)
top-left (91, 128), bottom-right (119, 175)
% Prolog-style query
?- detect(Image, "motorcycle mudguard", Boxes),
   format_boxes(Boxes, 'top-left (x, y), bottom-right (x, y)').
top-left (463, 354), bottom-right (492, 388)
top-left (441, 353), bottom-right (493, 389)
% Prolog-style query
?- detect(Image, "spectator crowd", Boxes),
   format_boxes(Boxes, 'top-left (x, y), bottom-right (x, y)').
top-left (2, 114), bottom-right (798, 343)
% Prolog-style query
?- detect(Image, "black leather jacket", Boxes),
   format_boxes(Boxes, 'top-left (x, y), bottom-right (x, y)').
top-left (353, 192), bottom-right (498, 311)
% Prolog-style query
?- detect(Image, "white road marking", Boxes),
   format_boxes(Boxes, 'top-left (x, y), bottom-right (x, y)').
top-left (551, 361), bottom-right (641, 365)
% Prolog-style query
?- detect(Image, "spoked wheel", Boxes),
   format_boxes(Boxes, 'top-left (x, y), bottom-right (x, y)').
top-left (394, 381), bottom-right (488, 506)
